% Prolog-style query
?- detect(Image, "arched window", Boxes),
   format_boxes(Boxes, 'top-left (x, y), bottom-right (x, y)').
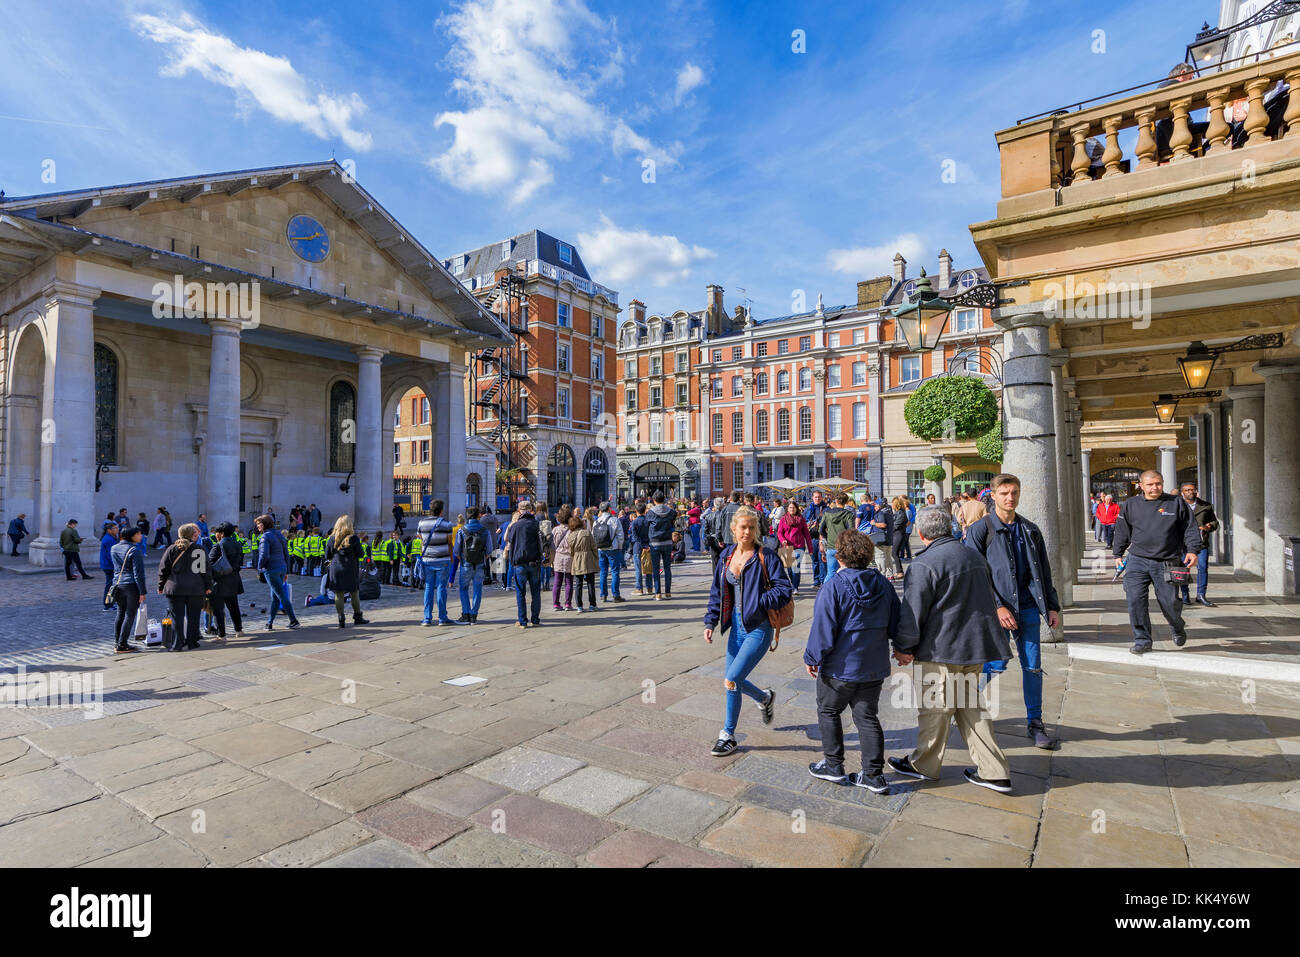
top-left (798, 367), bottom-right (811, 391)
top-left (959, 271), bottom-right (978, 289)
top-left (777, 408), bottom-right (791, 443)
top-left (756, 372), bottom-right (768, 394)
top-left (799, 407), bottom-right (812, 442)
top-left (466, 472), bottom-right (482, 507)
top-left (756, 409), bottom-right (769, 443)
top-left (547, 443), bottom-right (576, 507)
top-left (583, 447), bottom-right (609, 505)
top-left (329, 381), bottom-right (356, 472)
top-left (94, 344), bottom-right (118, 465)
top-left (777, 370), bottom-right (790, 392)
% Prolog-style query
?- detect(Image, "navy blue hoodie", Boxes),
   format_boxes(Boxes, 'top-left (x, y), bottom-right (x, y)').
top-left (803, 566), bottom-right (901, 681)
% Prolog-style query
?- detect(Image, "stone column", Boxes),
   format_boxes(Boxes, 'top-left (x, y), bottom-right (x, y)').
top-left (1206, 403), bottom-right (1226, 560)
top-left (1254, 361), bottom-right (1300, 595)
top-left (1227, 385), bottom-right (1265, 576)
top-left (1080, 446), bottom-right (1093, 538)
top-left (353, 346), bottom-right (385, 531)
top-left (1049, 351), bottom-right (1073, 607)
top-left (433, 361), bottom-right (469, 516)
top-left (1159, 444), bottom-right (1178, 493)
top-left (29, 282), bottom-right (100, 567)
top-left (201, 318), bottom-right (242, 523)
top-left (995, 312), bottom-right (1062, 604)
top-left (813, 368), bottom-right (826, 478)
top-left (932, 455), bottom-right (948, 502)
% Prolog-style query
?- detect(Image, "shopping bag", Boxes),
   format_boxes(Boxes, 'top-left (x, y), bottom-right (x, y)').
top-left (145, 618), bottom-right (163, 646)
top-left (159, 616), bottom-right (174, 648)
top-left (133, 600), bottom-right (149, 637)
top-left (640, 548), bottom-right (651, 575)
top-left (491, 549), bottom-right (506, 576)
top-left (777, 545), bottom-right (795, 569)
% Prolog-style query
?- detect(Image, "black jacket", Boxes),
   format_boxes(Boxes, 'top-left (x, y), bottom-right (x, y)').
top-left (326, 534), bottom-right (364, 593)
top-left (208, 537), bottom-right (245, 598)
top-left (964, 512), bottom-right (1060, 618)
top-left (1112, 493), bottom-right (1202, 561)
top-left (895, 536), bottom-right (1010, 666)
top-left (1187, 497), bottom-right (1219, 550)
top-left (158, 541), bottom-right (212, 597)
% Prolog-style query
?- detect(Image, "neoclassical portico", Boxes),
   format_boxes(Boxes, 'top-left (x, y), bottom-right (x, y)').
top-left (0, 162), bottom-right (509, 566)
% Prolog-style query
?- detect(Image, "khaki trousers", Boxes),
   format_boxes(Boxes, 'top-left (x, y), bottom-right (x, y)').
top-left (909, 660), bottom-right (1010, 781)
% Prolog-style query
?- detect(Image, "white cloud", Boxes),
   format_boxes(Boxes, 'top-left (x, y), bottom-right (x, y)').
top-left (578, 215), bottom-right (715, 287)
top-left (430, 0), bottom-right (678, 203)
top-left (827, 233), bottom-right (926, 277)
top-left (674, 62), bottom-right (705, 104)
top-left (131, 13), bottom-right (372, 151)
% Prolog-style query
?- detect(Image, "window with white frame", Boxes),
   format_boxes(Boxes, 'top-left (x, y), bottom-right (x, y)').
top-left (733, 461), bottom-right (744, 489)
top-left (558, 388), bottom-right (570, 419)
top-left (713, 460), bottom-right (724, 490)
top-left (676, 351), bottom-right (688, 373)
top-left (854, 458), bottom-right (867, 482)
top-left (799, 368), bottom-right (811, 391)
top-left (676, 382), bottom-right (688, 405)
top-left (420, 396), bottom-right (430, 424)
top-left (591, 391), bottom-right (603, 421)
top-left (959, 270), bottom-right (978, 289)
top-left (852, 361), bottom-right (866, 386)
top-left (650, 418), bottom-right (662, 445)
top-left (731, 412), bottom-right (743, 444)
top-left (675, 413), bottom-right (687, 441)
top-left (557, 302), bottom-right (570, 327)
top-left (712, 349), bottom-right (722, 363)
top-left (827, 404), bottom-right (842, 440)
top-left (712, 377), bottom-right (722, 399)
top-left (778, 340), bottom-right (789, 355)
top-left (799, 407), bottom-right (812, 442)
top-left (799, 336), bottom-right (811, 352)
top-left (953, 309), bottom-right (979, 333)
top-left (830, 457), bottom-right (842, 477)
top-left (756, 372), bottom-right (768, 394)
top-left (756, 409), bottom-right (769, 443)
top-left (394, 443), bottom-right (401, 465)
top-left (900, 355), bottom-right (921, 383)
top-left (625, 387), bottom-right (636, 411)
top-left (393, 408), bottom-right (401, 428)
top-left (828, 332), bottom-right (840, 348)
top-left (650, 385), bottom-right (662, 407)
top-left (419, 439), bottom-right (430, 464)
top-left (557, 344), bottom-right (570, 373)
top-left (827, 364), bottom-right (841, 388)
top-left (757, 342), bottom-right (768, 357)
top-left (852, 402), bottom-right (867, 439)
top-left (649, 355), bottom-right (661, 376)
top-left (731, 375), bottom-right (743, 397)
top-left (957, 348), bottom-right (981, 374)
top-left (592, 314), bottom-right (603, 338)
top-left (777, 408), bottom-right (791, 443)
top-left (624, 358), bottom-right (636, 379)
top-left (777, 370), bottom-right (790, 392)
top-left (558, 242), bottom-right (572, 264)
top-left (712, 413), bottom-right (723, 445)
top-left (903, 280), bottom-right (917, 299)
top-left (853, 328), bottom-right (866, 345)
top-left (592, 354), bottom-right (603, 380)
top-left (626, 420), bottom-right (637, 446)
top-left (731, 346), bottom-right (742, 361)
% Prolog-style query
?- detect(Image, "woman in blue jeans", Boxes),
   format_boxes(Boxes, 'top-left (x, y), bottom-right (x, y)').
top-left (703, 507), bottom-right (793, 757)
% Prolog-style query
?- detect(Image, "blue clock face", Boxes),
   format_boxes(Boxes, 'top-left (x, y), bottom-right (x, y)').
top-left (287, 214), bottom-right (330, 262)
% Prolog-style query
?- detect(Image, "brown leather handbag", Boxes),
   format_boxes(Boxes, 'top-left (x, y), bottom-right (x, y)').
top-left (758, 553), bottom-right (795, 649)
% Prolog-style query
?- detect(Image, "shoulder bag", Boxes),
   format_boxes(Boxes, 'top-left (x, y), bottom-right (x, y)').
top-left (105, 545), bottom-right (136, 606)
top-left (757, 552), bottom-right (795, 650)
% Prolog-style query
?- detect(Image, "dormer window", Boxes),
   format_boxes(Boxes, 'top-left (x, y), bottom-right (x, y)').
top-left (903, 280), bottom-right (918, 299)
top-left (501, 240), bottom-right (512, 259)
top-left (452, 258), bottom-right (465, 276)
top-left (959, 271), bottom-right (978, 289)
top-left (558, 243), bottom-right (573, 265)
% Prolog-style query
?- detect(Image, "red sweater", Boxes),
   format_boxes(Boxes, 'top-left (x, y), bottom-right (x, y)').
top-left (1097, 502), bottom-right (1120, 526)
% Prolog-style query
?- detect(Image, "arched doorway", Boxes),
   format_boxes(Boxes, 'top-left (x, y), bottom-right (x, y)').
top-left (1092, 467), bottom-right (1141, 500)
top-left (8, 324), bottom-right (46, 536)
top-left (547, 444), bottom-right (576, 508)
top-left (583, 448), bottom-right (609, 506)
top-left (465, 472), bottom-right (482, 508)
top-left (953, 470), bottom-right (994, 496)
top-left (633, 460), bottom-right (680, 500)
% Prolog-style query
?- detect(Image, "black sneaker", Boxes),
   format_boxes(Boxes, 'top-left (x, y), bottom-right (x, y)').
top-left (1027, 719), bottom-right (1058, 750)
top-left (288, 620), bottom-right (300, 630)
top-left (964, 768), bottom-right (1013, 793)
top-left (887, 755), bottom-right (934, 780)
top-left (456, 614), bottom-right (471, 624)
top-left (1196, 596), bottom-right (1216, 607)
top-left (850, 771), bottom-right (890, 794)
top-left (1172, 633), bottom-right (1187, 647)
top-left (710, 736), bottom-right (738, 757)
top-left (808, 760), bottom-right (848, 783)
top-left (759, 688), bottom-right (776, 725)
top-left (1129, 642), bottom-right (1150, 655)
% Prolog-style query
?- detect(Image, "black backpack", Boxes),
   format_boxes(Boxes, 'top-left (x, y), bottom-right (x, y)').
top-left (359, 576), bottom-right (381, 600)
top-left (592, 519), bottom-right (613, 550)
top-left (463, 528), bottom-right (487, 566)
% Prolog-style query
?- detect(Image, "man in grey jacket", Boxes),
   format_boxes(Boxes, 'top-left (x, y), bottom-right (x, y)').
top-left (417, 499), bottom-right (456, 626)
top-left (890, 506), bottom-right (1014, 794)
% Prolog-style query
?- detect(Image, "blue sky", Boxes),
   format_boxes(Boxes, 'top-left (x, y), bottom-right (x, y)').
top-left (0, 0), bottom-right (1205, 320)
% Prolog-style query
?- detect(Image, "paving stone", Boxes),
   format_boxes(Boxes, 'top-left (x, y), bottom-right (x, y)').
top-left (0, 796), bottom-right (162, 866)
top-left (86, 750), bottom-right (221, 793)
top-left (0, 710), bottom-right (46, 739)
top-left (177, 670), bottom-right (256, 694)
top-left (192, 721), bottom-right (323, 766)
top-left (1034, 808), bottom-right (1188, 867)
top-left (310, 760), bottom-right (436, 813)
top-left (317, 838), bottom-right (434, 867)
top-left (374, 727), bottom-right (499, 775)
top-left (256, 743), bottom-right (385, 790)
top-left (427, 828), bottom-right (577, 867)
top-left (407, 773), bottom-right (509, 818)
top-left (422, 705), bottom-right (507, 735)
top-left (900, 792), bottom-right (1041, 848)
top-left (471, 715), bottom-right (556, 748)
top-left (355, 798), bottom-right (468, 851)
top-left (83, 835), bottom-right (210, 867)
top-left (119, 760), bottom-right (265, 819)
top-left (467, 746), bottom-right (585, 792)
top-left (62, 735), bottom-right (200, 786)
top-left (868, 822), bottom-right (1031, 867)
top-left (738, 783), bottom-right (893, 835)
top-left (169, 709), bottom-right (259, 741)
top-left (368, 694), bottom-right (456, 723)
top-left (701, 806), bottom-right (870, 867)
top-left (1045, 778), bottom-right (1180, 833)
top-left (726, 753), bottom-right (908, 813)
top-left (316, 713), bottom-right (420, 748)
top-left (674, 769), bottom-right (752, 800)
top-left (263, 820), bottom-right (375, 866)
top-left (595, 726), bottom-right (733, 770)
top-left (0, 766), bottom-right (101, 825)
top-left (22, 715), bottom-right (157, 758)
top-left (586, 829), bottom-right (738, 868)
top-left (280, 705), bottom-right (367, 733)
top-left (1171, 789), bottom-right (1300, 861)
top-left (1184, 836), bottom-right (1300, 868)
top-left (155, 779), bottom-right (345, 865)
top-left (0, 741), bottom-right (54, 779)
top-left (609, 783), bottom-right (731, 841)
top-left (244, 696), bottom-right (325, 722)
top-left (470, 793), bottom-right (616, 856)
top-left (538, 766), bottom-right (650, 816)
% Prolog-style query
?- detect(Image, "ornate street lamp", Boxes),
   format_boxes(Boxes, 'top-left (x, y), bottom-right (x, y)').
top-left (891, 269), bottom-right (1028, 353)
top-left (1176, 334), bottom-right (1284, 390)
top-left (1185, 3), bottom-right (1300, 74)
top-left (1153, 390), bottom-right (1222, 424)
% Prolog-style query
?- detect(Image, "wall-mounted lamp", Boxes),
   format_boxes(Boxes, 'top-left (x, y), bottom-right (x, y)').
top-left (193, 436), bottom-right (204, 454)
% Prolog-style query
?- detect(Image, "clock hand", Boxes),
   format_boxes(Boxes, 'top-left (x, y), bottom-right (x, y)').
top-left (289, 232), bottom-right (322, 241)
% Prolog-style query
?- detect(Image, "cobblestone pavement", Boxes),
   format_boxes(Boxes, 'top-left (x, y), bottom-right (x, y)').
top-left (2, 554), bottom-right (1298, 867)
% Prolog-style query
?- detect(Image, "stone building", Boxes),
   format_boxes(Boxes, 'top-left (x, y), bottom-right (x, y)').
top-left (446, 230), bottom-right (619, 509)
top-left (0, 161), bottom-right (508, 566)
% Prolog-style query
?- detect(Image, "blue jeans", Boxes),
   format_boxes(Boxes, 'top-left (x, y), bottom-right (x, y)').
top-left (513, 562), bottom-right (542, 624)
top-left (459, 561), bottom-right (485, 616)
top-left (634, 547), bottom-right (646, 590)
top-left (689, 525), bottom-right (701, 551)
top-left (541, 564), bottom-right (552, 589)
top-left (825, 546), bottom-right (839, 579)
top-left (648, 543), bottom-right (673, 594)
top-left (810, 538), bottom-right (824, 586)
top-left (787, 548), bottom-right (803, 590)
top-left (723, 607), bottom-right (774, 736)
top-left (983, 603), bottom-right (1043, 723)
top-left (598, 549), bottom-right (623, 598)
top-left (1181, 548), bottom-right (1209, 600)
top-left (265, 570), bottom-right (297, 626)
top-left (422, 559), bottom-right (451, 623)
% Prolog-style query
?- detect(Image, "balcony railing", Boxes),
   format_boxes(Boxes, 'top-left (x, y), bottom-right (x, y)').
top-left (524, 259), bottom-right (619, 305)
top-left (998, 47), bottom-right (1300, 200)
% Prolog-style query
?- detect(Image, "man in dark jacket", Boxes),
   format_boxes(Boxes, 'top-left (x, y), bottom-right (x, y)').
top-left (804, 529), bottom-right (904, 792)
top-left (1113, 470), bottom-right (1201, 654)
top-left (8, 513), bottom-right (28, 556)
top-left (254, 515), bottom-right (299, 630)
top-left (60, 520), bottom-right (91, 580)
top-left (417, 500), bottom-right (455, 626)
top-left (803, 491), bottom-right (827, 587)
top-left (718, 491), bottom-right (743, 546)
top-left (646, 491), bottom-right (678, 599)
top-left (891, 506), bottom-right (1014, 793)
top-left (503, 504), bottom-right (543, 627)
top-left (703, 497), bottom-right (727, 572)
top-left (1179, 482), bottom-right (1219, 606)
top-left (818, 493), bottom-right (855, 578)
top-left (964, 473), bottom-right (1062, 750)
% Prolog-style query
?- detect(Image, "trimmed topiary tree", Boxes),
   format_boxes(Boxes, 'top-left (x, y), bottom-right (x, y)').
top-left (903, 376), bottom-right (999, 441)
top-left (923, 464), bottom-right (946, 483)
top-left (975, 423), bottom-right (1004, 464)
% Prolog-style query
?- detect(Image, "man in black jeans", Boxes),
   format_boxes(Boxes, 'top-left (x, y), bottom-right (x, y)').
top-left (645, 491), bottom-right (677, 600)
top-left (504, 503), bottom-right (544, 628)
top-left (1113, 470), bottom-right (1201, 655)
top-left (1178, 482), bottom-right (1219, 607)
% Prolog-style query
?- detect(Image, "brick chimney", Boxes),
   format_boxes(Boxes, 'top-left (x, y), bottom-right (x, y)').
top-left (893, 253), bottom-right (907, 285)
top-left (938, 248), bottom-right (953, 289)
top-left (856, 275), bottom-right (892, 308)
top-left (630, 299), bottom-right (646, 324)
top-left (706, 284), bottom-right (725, 335)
